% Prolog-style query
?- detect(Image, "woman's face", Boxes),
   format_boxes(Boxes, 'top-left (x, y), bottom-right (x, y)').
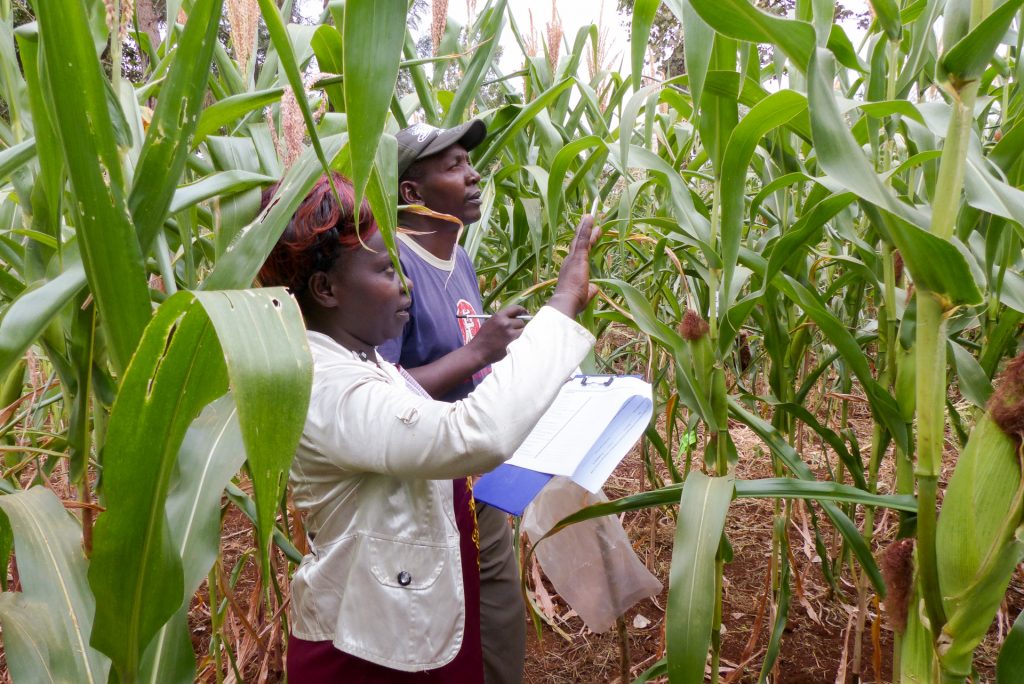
top-left (319, 231), bottom-right (412, 351)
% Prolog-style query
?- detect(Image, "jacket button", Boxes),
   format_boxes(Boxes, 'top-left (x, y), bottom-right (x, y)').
top-left (397, 571), bottom-right (412, 586)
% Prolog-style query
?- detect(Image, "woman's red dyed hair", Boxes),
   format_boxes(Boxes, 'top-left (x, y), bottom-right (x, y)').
top-left (259, 173), bottom-right (378, 294)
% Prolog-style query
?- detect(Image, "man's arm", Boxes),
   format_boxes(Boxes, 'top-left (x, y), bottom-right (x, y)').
top-left (404, 304), bottom-right (527, 398)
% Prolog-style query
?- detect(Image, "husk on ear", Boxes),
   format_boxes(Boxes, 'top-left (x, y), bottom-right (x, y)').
top-left (932, 352), bottom-right (1024, 676)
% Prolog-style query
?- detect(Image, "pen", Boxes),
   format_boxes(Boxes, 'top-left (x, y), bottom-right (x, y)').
top-left (456, 314), bottom-right (534, 321)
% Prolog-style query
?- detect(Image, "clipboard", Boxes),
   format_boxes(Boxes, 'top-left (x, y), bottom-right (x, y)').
top-left (474, 375), bottom-right (653, 515)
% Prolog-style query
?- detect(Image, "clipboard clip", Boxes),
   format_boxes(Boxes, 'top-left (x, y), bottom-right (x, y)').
top-left (580, 375), bottom-right (615, 387)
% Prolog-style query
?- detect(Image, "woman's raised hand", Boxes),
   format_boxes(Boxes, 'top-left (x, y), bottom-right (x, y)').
top-left (547, 215), bottom-right (600, 318)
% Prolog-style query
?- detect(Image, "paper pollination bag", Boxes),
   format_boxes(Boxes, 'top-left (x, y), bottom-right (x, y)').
top-left (522, 477), bottom-right (662, 633)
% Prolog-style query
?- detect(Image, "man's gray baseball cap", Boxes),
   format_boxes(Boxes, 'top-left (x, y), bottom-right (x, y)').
top-left (396, 120), bottom-right (487, 177)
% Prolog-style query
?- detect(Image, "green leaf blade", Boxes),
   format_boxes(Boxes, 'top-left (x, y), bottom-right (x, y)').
top-left (342, 0), bottom-right (407, 211)
top-left (666, 472), bottom-right (733, 682)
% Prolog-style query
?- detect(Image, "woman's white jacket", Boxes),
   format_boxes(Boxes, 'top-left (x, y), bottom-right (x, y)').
top-left (288, 306), bottom-right (594, 671)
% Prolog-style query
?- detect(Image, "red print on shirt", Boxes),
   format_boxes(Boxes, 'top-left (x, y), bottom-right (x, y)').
top-left (456, 299), bottom-right (492, 383)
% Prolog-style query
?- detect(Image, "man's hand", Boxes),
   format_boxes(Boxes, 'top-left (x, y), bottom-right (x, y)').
top-left (467, 304), bottom-right (528, 364)
top-left (547, 215), bottom-right (600, 318)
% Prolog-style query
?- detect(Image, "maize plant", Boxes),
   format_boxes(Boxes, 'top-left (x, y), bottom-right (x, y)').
top-left (0, 0), bottom-right (1021, 682)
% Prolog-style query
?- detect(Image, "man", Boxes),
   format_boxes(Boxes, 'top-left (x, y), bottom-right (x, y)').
top-left (378, 120), bottom-right (528, 684)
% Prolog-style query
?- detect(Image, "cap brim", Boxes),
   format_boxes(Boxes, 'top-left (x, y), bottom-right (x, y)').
top-left (419, 119), bottom-right (487, 158)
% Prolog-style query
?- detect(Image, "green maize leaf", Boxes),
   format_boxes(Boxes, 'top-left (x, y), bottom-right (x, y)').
top-left (401, 31), bottom-right (440, 125)
top-left (807, 51), bottom-right (981, 306)
top-left (0, 137), bottom-right (36, 181)
top-left (342, 0), bottom-right (405, 215)
top-left (687, 0), bottom-right (815, 73)
top-left (949, 339), bottom-right (992, 408)
top-left (14, 26), bottom-right (64, 239)
top-left (546, 136), bottom-right (606, 232)
top-left (770, 401), bottom-right (867, 490)
top-left (191, 289), bottom-right (311, 580)
top-left (475, 77), bottom-right (574, 170)
top-left (667, 473), bottom-right (733, 682)
top-left (129, 0), bottom-right (224, 254)
top-left (720, 90), bottom-right (807, 308)
top-left (168, 170), bottom-right (276, 215)
top-left (896, 0), bottom-right (945, 94)
top-left (763, 192), bottom-right (856, 287)
top-left (988, 120), bottom-right (1024, 172)
top-left (0, 487), bottom-right (110, 683)
top-left (0, 261), bottom-right (87, 379)
top-left (997, 610), bottom-right (1024, 683)
top-left (901, 584), bottom-right (935, 680)
top-left (0, 593), bottom-right (66, 684)
top-left (201, 133), bottom-right (347, 291)
top-left (0, 16), bottom-right (27, 138)
top-left (633, 658), bottom-right (667, 683)
top-left (88, 295), bottom-right (227, 679)
top-left (34, 0), bottom-right (151, 374)
top-left (362, 134), bottom-right (400, 274)
top-left (619, 83), bottom-right (663, 178)
top-left (608, 145), bottom-right (711, 246)
top-left (964, 145), bottom-right (1024, 228)
top-left (224, 482), bottom-right (303, 563)
top-left (552, 25), bottom-right (595, 121)
top-left (441, 0), bottom-right (506, 128)
top-left (595, 279), bottom-right (682, 353)
top-left (729, 400), bottom-right (888, 595)
top-left (141, 607), bottom-right (193, 684)
top-left (594, 278), bottom-right (716, 430)
top-left (806, 49), bottom-right (923, 225)
top-left (882, 213), bottom-right (983, 306)
top-left (809, 0), bottom-right (833, 46)
top-left (940, 0), bottom-right (1024, 86)
top-left (942, 0), bottom-right (973, 51)
top-left (193, 88), bottom-right (285, 146)
top-left (89, 288), bottom-right (310, 679)
top-left (699, 60), bottom-right (738, 176)
top-left (774, 275), bottom-right (909, 453)
top-left (630, 0), bottom-right (660, 91)
top-left (869, 0), bottom-right (903, 41)
top-left (758, 539), bottom-right (791, 682)
top-left (749, 171), bottom-right (817, 220)
top-left (734, 479), bottom-right (915, 511)
top-left (310, 24), bottom-right (345, 112)
top-left (827, 25), bottom-right (868, 72)
top-left (667, 1), bottom-right (712, 109)
top-left (143, 396), bottom-right (247, 683)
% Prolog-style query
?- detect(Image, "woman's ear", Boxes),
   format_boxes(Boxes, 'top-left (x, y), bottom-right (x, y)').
top-left (307, 270), bottom-right (339, 309)
top-left (399, 179), bottom-right (421, 205)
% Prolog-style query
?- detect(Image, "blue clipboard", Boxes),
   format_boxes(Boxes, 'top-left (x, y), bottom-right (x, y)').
top-left (473, 464), bottom-right (553, 516)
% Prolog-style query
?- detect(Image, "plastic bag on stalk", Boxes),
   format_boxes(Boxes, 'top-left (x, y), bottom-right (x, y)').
top-left (522, 477), bottom-right (662, 633)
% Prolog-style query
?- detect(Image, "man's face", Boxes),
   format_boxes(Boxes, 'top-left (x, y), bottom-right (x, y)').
top-left (406, 143), bottom-right (483, 225)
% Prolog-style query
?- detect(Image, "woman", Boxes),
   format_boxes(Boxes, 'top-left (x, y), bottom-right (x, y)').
top-left (260, 173), bottom-right (598, 682)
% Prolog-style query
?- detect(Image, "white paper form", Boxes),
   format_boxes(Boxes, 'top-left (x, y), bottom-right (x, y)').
top-left (506, 376), bottom-right (653, 491)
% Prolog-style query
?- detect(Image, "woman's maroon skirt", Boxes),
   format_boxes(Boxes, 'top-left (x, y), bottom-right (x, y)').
top-left (287, 479), bottom-right (483, 683)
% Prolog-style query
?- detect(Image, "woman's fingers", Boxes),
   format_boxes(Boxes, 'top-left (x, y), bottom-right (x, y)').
top-left (573, 215), bottom-right (596, 254)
